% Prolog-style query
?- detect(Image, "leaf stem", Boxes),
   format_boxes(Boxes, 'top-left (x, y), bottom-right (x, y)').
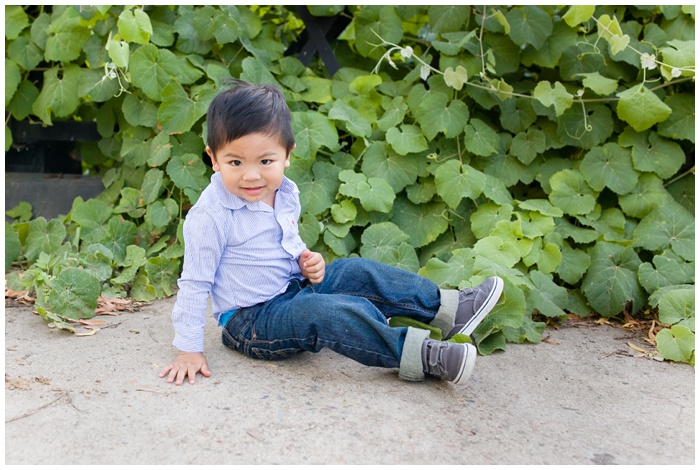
top-left (664, 166), bottom-right (695, 187)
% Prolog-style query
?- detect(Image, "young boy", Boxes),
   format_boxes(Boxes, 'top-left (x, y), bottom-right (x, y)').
top-left (159, 80), bottom-right (504, 387)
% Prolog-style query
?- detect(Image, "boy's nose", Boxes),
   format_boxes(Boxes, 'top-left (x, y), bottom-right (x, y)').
top-left (242, 167), bottom-right (260, 180)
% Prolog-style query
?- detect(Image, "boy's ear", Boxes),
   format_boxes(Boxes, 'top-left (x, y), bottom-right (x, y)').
top-left (206, 146), bottom-right (220, 171)
top-left (284, 144), bottom-right (296, 168)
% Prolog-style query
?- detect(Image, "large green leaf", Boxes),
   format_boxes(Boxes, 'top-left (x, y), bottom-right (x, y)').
top-left (616, 84), bottom-right (672, 132)
top-left (390, 198), bottom-right (449, 248)
top-left (359, 222), bottom-right (419, 272)
top-left (5, 59), bottom-right (21, 107)
top-left (434, 160), bottom-right (486, 209)
top-left (506, 5), bottom-right (552, 50)
top-left (656, 325), bottom-right (694, 364)
top-left (548, 169), bottom-right (597, 216)
top-left (328, 98), bottom-right (373, 138)
top-left (525, 270), bottom-right (568, 318)
top-left (499, 98), bottom-right (537, 134)
top-left (24, 218), bottom-right (67, 264)
top-left (291, 161), bottom-right (341, 216)
top-left (510, 128), bottom-right (546, 165)
top-left (291, 111), bottom-right (339, 160)
top-left (428, 5), bottom-right (471, 33)
top-left (31, 66), bottom-right (81, 125)
top-left (473, 235), bottom-right (521, 268)
top-left (338, 170), bottom-right (395, 213)
top-left (579, 143), bottom-right (638, 195)
top-left (361, 142), bottom-right (423, 193)
top-left (78, 68), bottom-right (121, 103)
top-left (533, 80), bottom-right (574, 117)
top-left (7, 36), bottom-right (43, 72)
top-left (157, 81), bottom-right (211, 134)
top-left (386, 125), bottom-right (428, 155)
top-left (464, 119), bottom-right (500, 157)
top-left (103, 216), bottom-right (138, 263)
top-left (556, 241), bottom-right (591, 285)
top-left (130, 44), bottom-right (203, 101)
top-left (658, 288), bottom-right (695, 332)
top-left (166, 153), bottom-right (209, 192)
top-left (521, 20), bottom-right (577, 68)
top-left (657, 93), bottom-right (694, 143)
top-left (118, 8), bottom-right (153, 44)
top-left (638, 254), bottom-right (695, 294)
top-left (633, 200), bottom-right (694, 261)
top-left (562, 5), bottom-right (595, 27)
top-left (628, 132), bottom-right (685, 179)
top-left (45, 7), bottom-right (90, 62)
top-left (618, 174), bottom-right (672, 218)
top-left (5, 6), bottom-right (29, 40)
top-left (420, 249), bottom-right (475, 288)
top-left (71, 198), bottom-right (112, 243)
top-left (354, 6), bottom-right (403, 58)
top-left (145, 255), bottom-right (181, 297)
top-left (581, 241), bottom-right (645, 317)
top-left (414, 92), bottom-right (470, 140)
top-left (46, 268), bottom-right (100, 320)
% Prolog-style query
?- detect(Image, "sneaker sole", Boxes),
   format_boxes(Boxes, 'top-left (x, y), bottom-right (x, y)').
top-left (456, 276), bottom-right (504, 337)
top-left (450, 343), bottom-right (476, 385)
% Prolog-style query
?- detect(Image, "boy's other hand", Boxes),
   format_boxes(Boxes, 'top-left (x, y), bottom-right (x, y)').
top-left (159, 351), bottom-right (211, 385)
top-left (299, 249), bottom-right (325, 284)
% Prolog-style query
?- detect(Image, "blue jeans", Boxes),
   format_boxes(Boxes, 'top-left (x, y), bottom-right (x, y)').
top-left (221, 258), bottom-right (460, 381)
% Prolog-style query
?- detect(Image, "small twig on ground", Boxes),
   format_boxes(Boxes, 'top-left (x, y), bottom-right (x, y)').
top-left (5, 391), bottom-right (69, 423)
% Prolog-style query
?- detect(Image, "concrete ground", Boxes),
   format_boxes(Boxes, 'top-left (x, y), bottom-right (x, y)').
top-left (4, 296), bottom-right (695, 465)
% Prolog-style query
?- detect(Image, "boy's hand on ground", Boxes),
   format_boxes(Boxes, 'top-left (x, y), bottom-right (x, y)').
top-left (159, 351), bottom-right (211, 385)
top-left (299, 249), bottom-right (325, 284)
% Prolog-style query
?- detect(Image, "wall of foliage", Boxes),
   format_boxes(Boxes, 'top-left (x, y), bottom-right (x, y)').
top-left (4, 5), bottom-right (695, 363)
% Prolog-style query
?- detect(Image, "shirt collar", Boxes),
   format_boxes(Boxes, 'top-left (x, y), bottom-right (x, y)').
top-left (211, 172), bottom-right (298, 211)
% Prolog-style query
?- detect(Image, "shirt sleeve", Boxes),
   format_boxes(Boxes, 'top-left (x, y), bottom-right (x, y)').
top-left (171, 207), bottom-right (227, 352)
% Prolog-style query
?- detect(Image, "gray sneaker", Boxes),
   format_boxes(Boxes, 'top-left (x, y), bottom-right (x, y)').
top-left (422, 339), bottom-right (476, 385)
top-left (445, 276), bottom-right (504, 340)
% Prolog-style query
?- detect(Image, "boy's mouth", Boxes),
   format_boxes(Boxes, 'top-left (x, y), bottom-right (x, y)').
top-left (241, 186), bottom-right (265, 196)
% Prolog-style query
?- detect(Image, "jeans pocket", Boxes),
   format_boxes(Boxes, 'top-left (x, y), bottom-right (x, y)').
top-left (221, 308), bottom-right (254, 353)
top-left (221, 327), bottom-right (242, 352)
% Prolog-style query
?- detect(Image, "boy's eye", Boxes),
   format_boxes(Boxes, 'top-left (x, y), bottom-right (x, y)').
top-left (260, 159), bottom-right (272, 165)
top-left (230, 160), bottom-right (242, 167)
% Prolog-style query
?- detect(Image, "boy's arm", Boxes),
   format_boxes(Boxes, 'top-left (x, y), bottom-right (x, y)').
top-left (162, 209), bottom-right (225, 385)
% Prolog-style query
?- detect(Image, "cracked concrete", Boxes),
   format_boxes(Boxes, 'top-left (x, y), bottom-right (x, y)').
top-left (4, 296), bottom-right (695, 465)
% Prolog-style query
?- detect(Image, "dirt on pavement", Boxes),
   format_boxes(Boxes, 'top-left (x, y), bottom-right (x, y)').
top-left (4, 296), bottom-right (695, 465)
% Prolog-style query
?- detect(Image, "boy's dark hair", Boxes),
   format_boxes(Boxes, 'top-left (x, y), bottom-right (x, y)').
top-left (206, 79), bottom-right (295, 155)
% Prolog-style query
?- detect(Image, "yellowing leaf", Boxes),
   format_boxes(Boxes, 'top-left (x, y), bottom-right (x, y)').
top-left (562, 5), bottom-right (595, 27)
top-left (576, 72), bottom-right (618, 96)
top-left (616, 84), bottom-right (672, 132)
top-left (533, 80), bottom-right (574, 116)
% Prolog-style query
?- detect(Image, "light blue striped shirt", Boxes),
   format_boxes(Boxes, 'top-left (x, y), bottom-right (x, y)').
top-left (171, 172), bottom-right (307, 352)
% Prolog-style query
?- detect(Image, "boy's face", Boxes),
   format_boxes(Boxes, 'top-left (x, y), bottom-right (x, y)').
top-left (207, 132), bottom-right (292, 207)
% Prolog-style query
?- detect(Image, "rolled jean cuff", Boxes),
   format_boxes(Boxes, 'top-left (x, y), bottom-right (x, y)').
top-left (430, 289), bottom-right (459, 339)
top-left (398, 326), bottom-right (430, 382)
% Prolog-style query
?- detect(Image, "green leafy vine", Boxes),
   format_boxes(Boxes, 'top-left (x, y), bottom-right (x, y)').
top-left (4, 5), bottom-right (695, 364)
